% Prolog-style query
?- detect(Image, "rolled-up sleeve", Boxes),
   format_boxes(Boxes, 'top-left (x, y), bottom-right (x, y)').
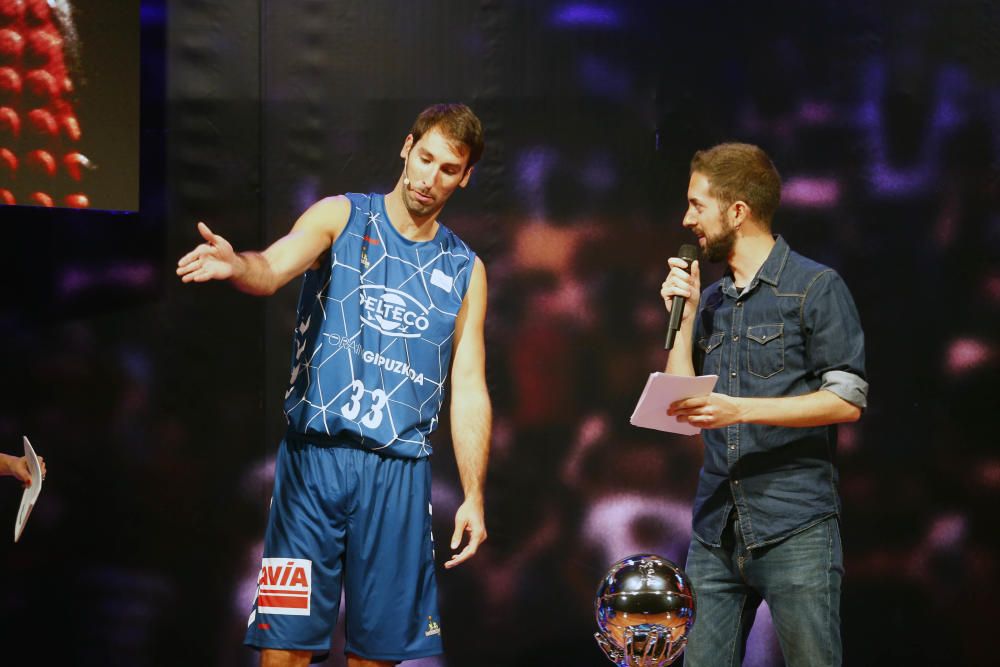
top-left (803, 270), bottom-right (869, 409)
top-left (820, 369), bottom-right (869, 409)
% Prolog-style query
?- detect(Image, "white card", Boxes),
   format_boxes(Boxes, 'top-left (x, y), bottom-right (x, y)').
top-left (14, 436), bottom-right (42, 543)
top-left (630, 372), bottom-right (719, 436)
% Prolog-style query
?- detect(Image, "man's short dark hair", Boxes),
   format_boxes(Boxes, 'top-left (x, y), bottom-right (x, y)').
top-left (691, 143), bottom-right (782, 226)
top-left (410, 103), bottom-right (485, 170)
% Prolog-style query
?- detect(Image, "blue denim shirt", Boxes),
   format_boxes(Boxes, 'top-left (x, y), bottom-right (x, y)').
top-left (691, 236), bottom-right (868, 549)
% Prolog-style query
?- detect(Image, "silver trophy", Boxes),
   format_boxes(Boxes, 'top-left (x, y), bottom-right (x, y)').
top-left (594, 554), bottom-right (696, 667)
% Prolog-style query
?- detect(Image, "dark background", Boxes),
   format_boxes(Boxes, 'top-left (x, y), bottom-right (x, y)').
top-left (1, 1), bottom-right (997, 665)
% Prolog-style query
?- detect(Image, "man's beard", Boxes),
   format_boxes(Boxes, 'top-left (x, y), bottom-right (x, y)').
top-left (703, 219), bottom-right (737, 263)
top-left (402, 186), bottom-right (436, 217)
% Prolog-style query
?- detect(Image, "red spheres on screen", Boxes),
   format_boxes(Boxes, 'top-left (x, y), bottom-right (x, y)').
top-left (0, 1), bottom-right (26, 25)
top-left (0, 146), bottom-right (16, 176)
top-left (0, 28), bottom-right (24, 62)
top-left (0, 0), bottom-right (90, 208)
top-left (0, 66), bottom-right (21, 101)
top-left (0, 104), bottom-right (20, 139)
top-left (24, 67), bottom-right (58, 103)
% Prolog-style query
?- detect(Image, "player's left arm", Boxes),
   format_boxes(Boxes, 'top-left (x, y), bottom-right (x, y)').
top-left (445, 257), bottom-right (491, 570)
top-left (670, 269), bottom-right (868, 429)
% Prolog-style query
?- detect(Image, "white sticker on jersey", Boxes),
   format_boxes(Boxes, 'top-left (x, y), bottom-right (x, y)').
top-left (256, 558), bottom-right (312, 616)
top-left (430, 269), bottom-right (454, 292)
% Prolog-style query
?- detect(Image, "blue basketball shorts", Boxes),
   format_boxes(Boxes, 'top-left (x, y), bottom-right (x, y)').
top-left (244, 435), bottom-right (443, 663)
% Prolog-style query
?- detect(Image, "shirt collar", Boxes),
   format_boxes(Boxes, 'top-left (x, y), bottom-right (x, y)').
top-left (755, 235), bottom-right (790, 287)
top-left (721, 235), bottom-right (790, 294)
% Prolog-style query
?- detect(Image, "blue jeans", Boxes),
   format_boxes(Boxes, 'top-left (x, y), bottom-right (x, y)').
top-left (682, 514), bottom-right (843, 667)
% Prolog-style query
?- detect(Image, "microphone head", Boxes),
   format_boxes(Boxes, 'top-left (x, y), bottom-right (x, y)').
top-left (403, 177), bottom-right (410, 186)
top-left (678, 243), bottom-right (698, 264)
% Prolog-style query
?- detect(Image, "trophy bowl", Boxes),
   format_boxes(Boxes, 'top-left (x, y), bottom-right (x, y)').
top-left (594, 554), bottom-right (695, 666)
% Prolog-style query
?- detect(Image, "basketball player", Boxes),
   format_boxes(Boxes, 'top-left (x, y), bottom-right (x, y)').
top-left (177, 104), bottom-right (490, 667)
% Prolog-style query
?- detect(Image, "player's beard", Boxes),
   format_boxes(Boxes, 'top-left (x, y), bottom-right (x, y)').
top-left (402, 185), bottom-right (438, 218)
top-left (703, 214), bottom-right (737, 263)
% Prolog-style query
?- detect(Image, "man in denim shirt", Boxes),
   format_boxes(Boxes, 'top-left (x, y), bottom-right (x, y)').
top-left (660, 143), bottom-right (867, 667)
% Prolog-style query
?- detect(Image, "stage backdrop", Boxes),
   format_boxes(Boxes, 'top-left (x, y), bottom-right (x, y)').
top-left (0, 1), bottom-right (997, 665)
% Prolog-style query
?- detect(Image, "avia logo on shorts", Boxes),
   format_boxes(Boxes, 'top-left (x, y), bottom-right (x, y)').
top-left (257, 558), bottom-right (312, 616)
top-left (359, 285), bottom-right (431, 338)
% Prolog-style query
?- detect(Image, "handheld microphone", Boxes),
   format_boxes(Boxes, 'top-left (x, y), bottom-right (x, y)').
top-left (664, 243), bottom-right (698, 350)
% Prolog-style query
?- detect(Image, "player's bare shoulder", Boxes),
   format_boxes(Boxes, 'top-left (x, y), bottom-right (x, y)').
top-left (470, 256), bottom-right (487, 294)
top-left (457, 256), bottom-right (488, 322)
top-left (296, 195), bottom-right (353, 242)
top-left (277, 195), bottom-right (354, 273)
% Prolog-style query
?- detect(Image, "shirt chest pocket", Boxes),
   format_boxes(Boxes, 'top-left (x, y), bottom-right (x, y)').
top-left (697, 332), bottom-right (724, 376)
top-left (746, 323), bottom-right (785, 378)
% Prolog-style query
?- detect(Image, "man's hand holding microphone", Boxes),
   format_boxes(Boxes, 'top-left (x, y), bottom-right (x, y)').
top-left (661, 244), bottom-right (701, 351)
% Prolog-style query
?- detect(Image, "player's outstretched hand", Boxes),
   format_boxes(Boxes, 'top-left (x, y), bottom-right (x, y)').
top-left (177, 222), bottom-right (239, 283)
top-left (445, 497), bottom-right (487, 569)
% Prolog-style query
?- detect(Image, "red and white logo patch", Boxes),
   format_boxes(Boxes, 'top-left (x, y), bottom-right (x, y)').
top-left (257, 558), bottom-right (312, 616)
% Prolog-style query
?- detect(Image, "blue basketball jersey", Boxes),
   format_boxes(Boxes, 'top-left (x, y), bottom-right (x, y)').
top-left (283, 193), bottom-right (477, 458)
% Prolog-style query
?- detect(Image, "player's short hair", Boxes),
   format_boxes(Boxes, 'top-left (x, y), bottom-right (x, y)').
top-left (691, 143), bottom-right (782, 226)
top-left (409, 103), bottom-right (485, 170)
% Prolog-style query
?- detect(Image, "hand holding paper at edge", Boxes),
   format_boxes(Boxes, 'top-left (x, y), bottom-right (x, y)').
top-left (14, 436), bottom-right (43, 543)
top-left (630, 372), bottom-right (719, 436)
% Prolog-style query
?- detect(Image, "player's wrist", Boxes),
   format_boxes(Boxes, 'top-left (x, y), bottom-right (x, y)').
top-left (462, 489), bottom-right (485, 506)
top-left (231, 252), bottom-right (250, 281)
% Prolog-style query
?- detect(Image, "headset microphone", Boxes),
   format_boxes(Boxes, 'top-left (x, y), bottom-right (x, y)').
top-left (403, 152), bottom-right (411, 187)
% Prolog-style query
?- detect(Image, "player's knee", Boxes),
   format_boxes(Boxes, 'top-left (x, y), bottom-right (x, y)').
top-left (260, 648), bottom-right (313, 667)
top-left (346, 654), bottom-right (397, 667)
